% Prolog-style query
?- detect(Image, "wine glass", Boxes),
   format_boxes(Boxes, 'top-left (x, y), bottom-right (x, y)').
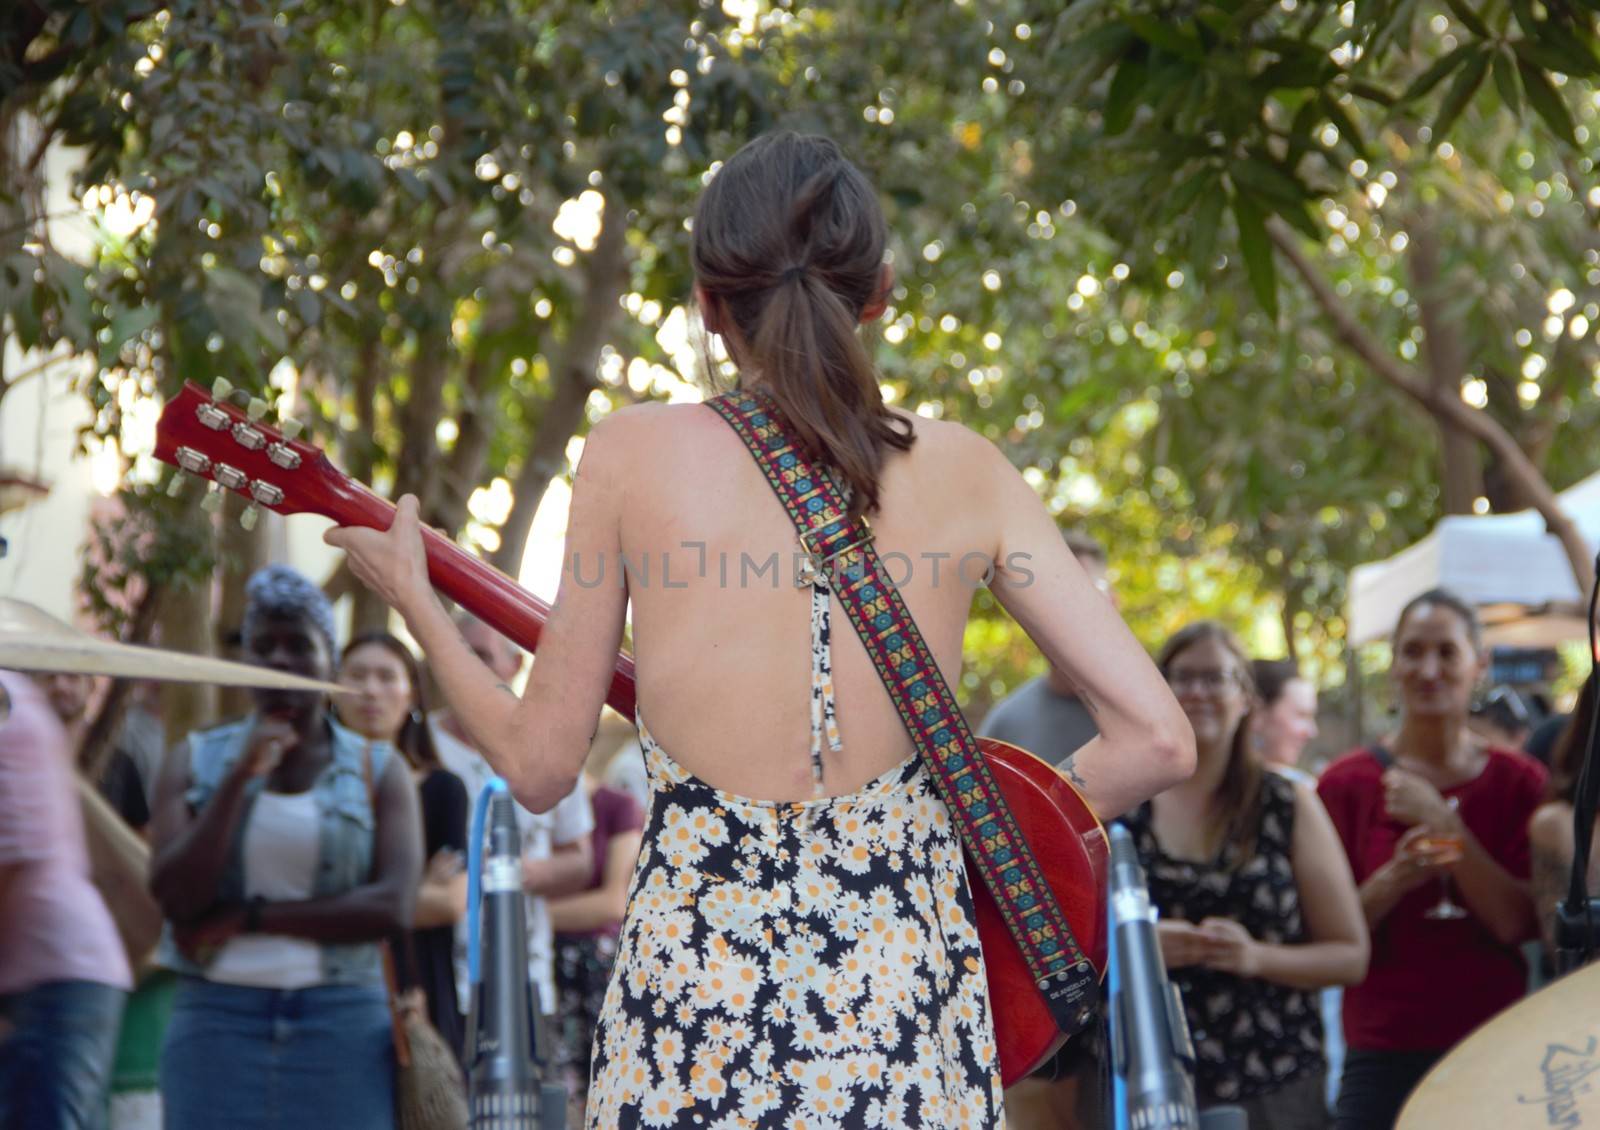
top-left (1418, 797), bottom-right (1468, 921)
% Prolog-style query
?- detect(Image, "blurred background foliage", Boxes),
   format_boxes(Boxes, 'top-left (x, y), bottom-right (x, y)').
top-left (6, 0), bottom-right (1600, 738)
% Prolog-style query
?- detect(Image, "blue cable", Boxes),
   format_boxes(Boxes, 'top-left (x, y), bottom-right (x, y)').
top-left (1110, 864), bottom-right (1128, 1130)
top-left (466, 777), bottom-right (508, 989)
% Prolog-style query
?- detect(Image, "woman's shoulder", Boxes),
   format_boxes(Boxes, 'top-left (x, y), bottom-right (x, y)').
top-left (1479, 745), bottom-right (1550, 802)
top-left (1528, 799), bottom-right (1575, 856)
top-left (1260, 764), bottom-right (1303, 806)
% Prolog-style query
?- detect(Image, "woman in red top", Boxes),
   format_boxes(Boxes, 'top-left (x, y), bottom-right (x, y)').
top-left (1318, 588), bottom-right (1547, 1129)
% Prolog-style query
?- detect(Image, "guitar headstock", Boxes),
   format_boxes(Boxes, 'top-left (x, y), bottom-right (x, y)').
top-left (154, 379), bottom-right (343, 529)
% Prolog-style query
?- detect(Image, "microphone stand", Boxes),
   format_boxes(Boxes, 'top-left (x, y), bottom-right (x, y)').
top-left (1107, 823), bottom-right (1248, 1129)
top-left (1554, 551), bottom-right (1600, 975)
top-left (465, 780), bottom-right (567, 1129)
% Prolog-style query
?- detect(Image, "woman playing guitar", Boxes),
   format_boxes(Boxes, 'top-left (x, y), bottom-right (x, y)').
top-left (329, 131), bottom-right (1195, 1128)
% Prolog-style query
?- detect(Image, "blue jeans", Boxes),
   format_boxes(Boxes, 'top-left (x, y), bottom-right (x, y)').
top-left (0, 980), bottom-right (127, 1130)
top-left (160, 978), bottom-right (394, 1130)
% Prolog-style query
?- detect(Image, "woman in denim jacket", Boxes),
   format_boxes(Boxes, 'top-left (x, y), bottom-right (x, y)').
top-left (149, 566), bottom-right (422, 1130)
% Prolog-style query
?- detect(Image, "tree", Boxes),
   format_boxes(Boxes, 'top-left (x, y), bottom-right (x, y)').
top-left (1033, 0), bottom-right (1600, 594)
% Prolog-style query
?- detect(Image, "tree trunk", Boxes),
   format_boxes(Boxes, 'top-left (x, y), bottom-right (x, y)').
top-left (393, 320), bottom-right (451, 519)
top-left (214, 491), bottom-right (271, 719)
top-left (490, 191), bottom-right (628, 577)
top-left (1279, 581), bottom-right (1303, 666)
top-left (78, 581), bottom-right (165, 778)
top-left (340, 334), bottom-right (393, 634)
top-left (1268, 217), bottom-right (1596, 594)
top-left (1407, 213), bottom-right (1482, 515)
top-left (1344, 642), bottom-right (1365, 747)
top-left (436, 350), bottom-right (494, 536)
top-left (157, 576), bottom-right (218, 741)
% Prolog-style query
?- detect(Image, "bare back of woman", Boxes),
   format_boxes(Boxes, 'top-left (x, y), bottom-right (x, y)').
top-left (332, 131), bottom-right (1194, 1129)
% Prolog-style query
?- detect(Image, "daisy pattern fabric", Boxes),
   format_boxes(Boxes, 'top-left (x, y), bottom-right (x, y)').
top-left (583, 715), bottom-right (1006, 1129)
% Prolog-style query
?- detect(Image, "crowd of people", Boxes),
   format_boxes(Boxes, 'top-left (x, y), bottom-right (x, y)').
top-left (0, 566), bottom-right (642, 1130)
top-left (983, 542), bottom-right (1587, 1130)
top-left (6, 550), bottom-right (1590, 1130)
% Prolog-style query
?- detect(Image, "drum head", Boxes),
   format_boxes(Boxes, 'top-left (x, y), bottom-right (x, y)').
top-left (1398, 958), bottom-right (1600, 1129)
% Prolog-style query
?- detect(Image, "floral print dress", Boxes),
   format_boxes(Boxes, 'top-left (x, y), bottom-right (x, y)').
top-left (584, 585), bottom-right (1005, 1128)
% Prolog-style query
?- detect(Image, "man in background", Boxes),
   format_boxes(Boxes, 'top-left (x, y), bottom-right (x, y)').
top-left (38, 673), bottom-right (150, 835)
top-left (432, 614), bottom-right (594, 1023)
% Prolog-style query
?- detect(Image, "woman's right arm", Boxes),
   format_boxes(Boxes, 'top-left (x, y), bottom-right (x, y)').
top-left (981, 441), bottom-right (1195, 817)
top-left (548, 827), bottom-right (644, 934)
top-left (1356, 825), bottom-right (1451, 929)
top-left (1529, 802), bottom-right (1576, 955)
top-left (149, 719), bottom-right (289, 923)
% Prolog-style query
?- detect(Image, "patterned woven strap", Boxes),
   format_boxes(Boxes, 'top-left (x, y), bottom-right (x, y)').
top-left (708, 391), bottom-right (1099, 1035)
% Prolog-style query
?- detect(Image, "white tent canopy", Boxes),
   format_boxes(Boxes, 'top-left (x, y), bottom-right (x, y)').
top-left (1348, 470), bottom-right (1600, 646)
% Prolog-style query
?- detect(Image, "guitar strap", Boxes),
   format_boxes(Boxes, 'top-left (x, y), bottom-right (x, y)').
top-left (708, 391), bottom-right (1099, 1036)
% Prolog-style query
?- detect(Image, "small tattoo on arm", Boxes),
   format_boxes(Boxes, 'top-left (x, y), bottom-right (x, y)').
top-left (1060, 755), bottom-right (1089, 791)
top-left (1533, 841), bottom-right (1570, 924)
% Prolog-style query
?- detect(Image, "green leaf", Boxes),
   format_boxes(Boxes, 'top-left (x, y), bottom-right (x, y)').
top-left (1190, 182), bottom-right (1225, 272)
top-left (1163, 168), bottom-right (1216, 221)
top-left (1285, 97), bottom-right (1322, 165)
top-left (1346, 81), bottom-right (1395, 106)
top-left (1232, 194), bottom-right (1277, 319)
top-left (1124, 15), bottom-right (1205, 61)
top-left (1443, 0), bottom-right (1490, 38)
top-left (100, 306), bottom-right (159, 368)
top-left (1103, 55), bottom-right (1147, 136)
top-left (1276, 200), bottom-right (1322, 241)
top-left (1431, 48), bottom-right (1489, 144)
top-left (1516, 56), bottom-right (1579, 145)
top-left (1318, 92), bottom-right (1367, 157)
top-left (1509, 0), bottom-right (1540, 37)
top-left (1535, 27), bottom-right (1600, 77)
top-left (1059, 25), bottom-right (1136, 102)
top-left (1399, 43), bottom-right (1474, 103)
top-left (1228, 156), bottom-right (1306, 207)
top-left (1492, 46), bottom-right (1524, 116)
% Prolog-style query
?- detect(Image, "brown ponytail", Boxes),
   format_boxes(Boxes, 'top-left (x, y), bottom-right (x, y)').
top-left (693, 132), bottom-right (913, 516)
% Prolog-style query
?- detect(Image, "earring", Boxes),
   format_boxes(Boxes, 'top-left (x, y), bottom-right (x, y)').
top-left (409, 707), bottom-right (423, 726)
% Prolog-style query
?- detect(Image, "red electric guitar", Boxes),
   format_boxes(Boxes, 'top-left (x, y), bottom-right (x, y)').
top-left (154, 379), bottom-right (1108, 1086)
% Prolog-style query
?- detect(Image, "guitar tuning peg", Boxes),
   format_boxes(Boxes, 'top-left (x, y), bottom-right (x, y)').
top-left (279, 419), bottom-right (303, 441)
top-left (200, 485), bottom-right (223, 514)
top-left (240, 503), bottom-right (260, 531)
top-left (247, 397), bottom-right (269, 422)
top-left (211, 377), bottom-right (235, 401)
top-left (165, 471), bottom-right (187, 498)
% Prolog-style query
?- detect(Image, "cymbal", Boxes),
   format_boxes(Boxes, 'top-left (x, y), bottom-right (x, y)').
top-left (0, 598), bottom-right (344, 694)
top-left (1398, 958), bottom-right (1600, 1128)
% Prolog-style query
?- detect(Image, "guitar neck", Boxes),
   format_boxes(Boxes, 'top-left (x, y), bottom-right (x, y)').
top-left (318, 457), bottom-right (637, 720)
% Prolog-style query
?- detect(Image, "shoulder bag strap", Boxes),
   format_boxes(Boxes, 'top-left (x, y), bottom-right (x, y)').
top-left (707, 391), bottom-right (1098, 1035)
top-left (363, 742), bottom-right (413, 1069)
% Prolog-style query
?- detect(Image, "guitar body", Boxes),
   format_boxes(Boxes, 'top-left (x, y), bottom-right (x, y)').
top-left (974, 738), bottom-right (1109, 1087)
top-left (155, 380), bottom-right (1107, 1092)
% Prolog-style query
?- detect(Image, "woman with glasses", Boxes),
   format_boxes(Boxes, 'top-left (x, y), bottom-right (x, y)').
top-left (1317, 589), bottom-right (1547, 1129)
top-left (1124, 621), bottom-right (1367, 1129)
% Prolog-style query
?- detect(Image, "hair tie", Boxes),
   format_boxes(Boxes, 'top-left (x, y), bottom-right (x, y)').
top-left (780, 264), bottom-right (806, 285)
